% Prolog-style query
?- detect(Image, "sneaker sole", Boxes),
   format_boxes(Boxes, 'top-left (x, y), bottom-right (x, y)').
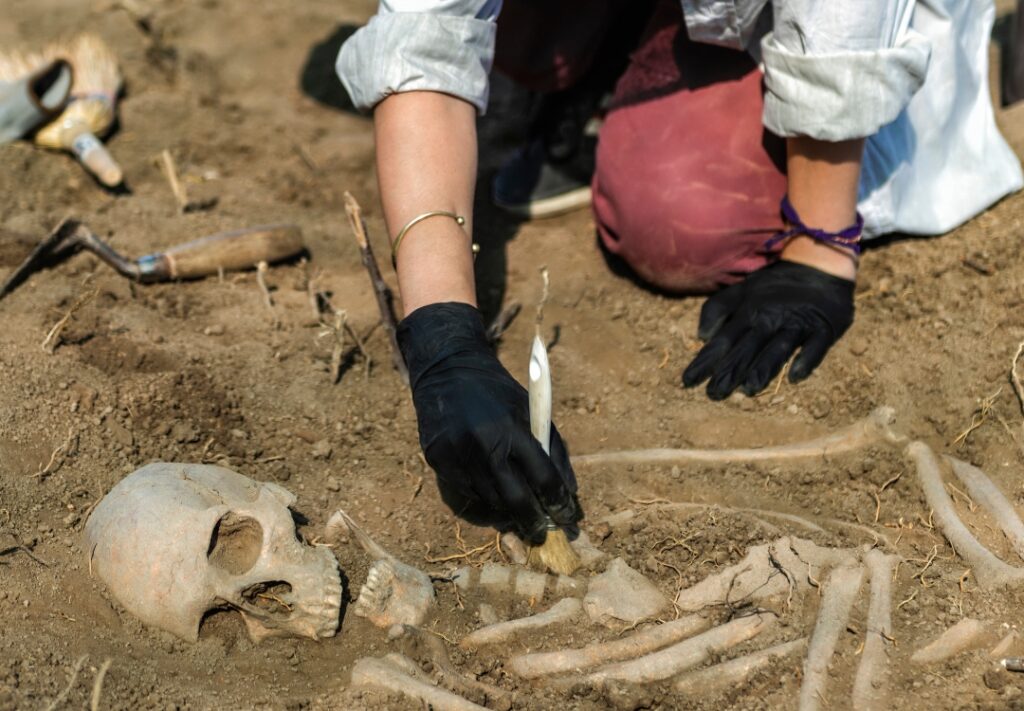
top-left (493, 186), bottom-right (593, 219)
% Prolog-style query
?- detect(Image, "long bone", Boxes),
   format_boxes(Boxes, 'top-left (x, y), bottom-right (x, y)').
top-left (578, 611), bottom-right (777, 687)
top-left (852, 549), bottom-right (898, 711)
top-left (945, 455), bottom-right (1024, 562)
top-left (906, 442), bottom-right (1024, 588)
top-left (350, 656), bottom-right (488, 711)
top-left (573, 406), bottom-right (902, 468)
top-left (509, 614), bottom-right (713, 679)
top-left (673, 637), bottom-right (807, 696)
top-left (387, 626), bottom-right (511, 708)
top-left (798, 563), bottom-right (866, 711)
top-left (459, 597), bottom-right (583, 650)
top-left (452, 563), bottom-right (585, 599)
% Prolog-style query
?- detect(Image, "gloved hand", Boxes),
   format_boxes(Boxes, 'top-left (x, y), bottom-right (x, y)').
top-left (0, 59), bottom-right (72, 145)
top-left (682, 260), bottom-right (854, 400)
top-left (397, 301), bottom-right (581, 544)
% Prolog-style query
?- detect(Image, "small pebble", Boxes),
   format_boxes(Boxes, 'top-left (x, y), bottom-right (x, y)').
top-left (312, 439), bottom-right (333, 460)
top-left (203, 324), bottom-right (225, 336)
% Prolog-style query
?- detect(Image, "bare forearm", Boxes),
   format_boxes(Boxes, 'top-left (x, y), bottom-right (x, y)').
top-left (781, 136), bottom-right (864, 280)
top-left (374, 92), bottom-right (478, 314)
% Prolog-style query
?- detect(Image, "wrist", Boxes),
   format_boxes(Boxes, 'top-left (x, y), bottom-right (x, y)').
top-left (397, 302), bottom-right (489, 385)
top-left (780, 235), bottom-right (858, 281)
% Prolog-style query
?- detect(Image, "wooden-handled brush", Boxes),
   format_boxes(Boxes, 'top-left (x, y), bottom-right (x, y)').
top-left (37, 34), bottom-right (123, 187)
top-left (525, 270), bottom-right (581, 576)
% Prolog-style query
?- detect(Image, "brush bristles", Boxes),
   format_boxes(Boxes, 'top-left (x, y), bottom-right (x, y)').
top-left (0, 49), bottom-right (47, 82)
top-left (526, 528), bottom-right (581, 576)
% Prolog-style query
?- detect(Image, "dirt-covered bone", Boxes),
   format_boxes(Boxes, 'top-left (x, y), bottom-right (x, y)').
top-left (510, 614), bottom-right (713, 679)
top-left (350, 655), bottom-right (488, 711)
top-left (673, 637), bottom-right (807, 696)
top-left (852, 549), bottom-right (899, 710)
top-left (911, 618), bottom-right (994, 665)
top-left (452, 562), bottom-right (585, 599)
top-left (946, 455), bottom-right (1024, 562)
top-left (326, 508), bottom-right (435, 628)
top-left (907, 442), bottom-right (1024, 588)
top-left (583, 557), bottom-right (670, 626)
top-left (578, 611), bottom-right (777, 687)
top-left (798, 563), bottom-right (866, 711)
top-left (573, 406), bottom-right (903, 468)
top-left (460, 597), bottom-right (583, 649)
top-left (84, 463), bottom-right (342, 642)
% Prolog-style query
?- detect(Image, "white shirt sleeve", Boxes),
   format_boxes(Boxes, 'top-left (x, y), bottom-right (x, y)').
top-left (336, 0), bottom-right (501, 114)
top-left (760, 1), bottom-right (933, 140)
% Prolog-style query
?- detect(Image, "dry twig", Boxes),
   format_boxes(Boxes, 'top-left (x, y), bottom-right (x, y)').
top-left (90, 658), bottom-right (112, 711)
top-left (44, 655), bottom-right (88, 711)
top-left (41, 289), bottom-right (98, 353)
top-left (343, 192), bottom-right (409, 384)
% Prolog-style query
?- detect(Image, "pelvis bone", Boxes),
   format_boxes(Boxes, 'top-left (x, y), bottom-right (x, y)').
top-left (84, 462), bottom-right (342, 643)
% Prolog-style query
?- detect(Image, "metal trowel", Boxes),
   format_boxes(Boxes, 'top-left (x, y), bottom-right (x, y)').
top-left (0, 218), bottom-right (304, 302)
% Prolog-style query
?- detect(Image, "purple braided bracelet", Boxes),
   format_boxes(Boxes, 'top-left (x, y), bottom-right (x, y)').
top-left (764, 196), bottom-right (864, 255)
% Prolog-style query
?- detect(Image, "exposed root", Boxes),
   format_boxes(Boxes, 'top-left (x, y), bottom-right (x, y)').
top-left (911, 618), bottom-right (992, 665)
top-left (573, 406), bottom-right (902, 467)
top-left (674, 537), bottom-right (853, 613)
top-left (673, 637), bottom-right (807, 695)
top-left (945, 456), bottom-right (1024, 562)
top-left (798, 563), bottom-right (866, 711)
top-left (907, 442), bottom-right (1024, 588)
top-left (579, 611), bottom-right (777, 686)
top-left (44, 654), bottom-right (88, 711)
top-left (350, 656), bottom-right (488, 710)
top-left (460, 597), bottom-right (583, 650)
top-left (852, 550), bottom-right (898, 710)
top-left (510, 614), bottom-right (713, 679)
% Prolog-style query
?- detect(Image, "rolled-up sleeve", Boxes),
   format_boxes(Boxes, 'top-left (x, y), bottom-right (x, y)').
top-left (761, 1), bottom-right (932, 141)
top-left (336, 0), bottom-right (500, 115)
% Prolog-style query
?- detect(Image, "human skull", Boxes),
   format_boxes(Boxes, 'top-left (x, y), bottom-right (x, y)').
top-left (84, 462), bottom-right (342, 642)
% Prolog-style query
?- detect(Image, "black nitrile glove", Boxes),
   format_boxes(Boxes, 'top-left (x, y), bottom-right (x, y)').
top-left (682, 260), bottom-right (854, 401)
top-left (397, 302), bottom-right (582, 544)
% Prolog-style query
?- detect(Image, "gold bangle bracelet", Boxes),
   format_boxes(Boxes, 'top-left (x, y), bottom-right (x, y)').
top-left (390, 210), bottom-right (479, 268)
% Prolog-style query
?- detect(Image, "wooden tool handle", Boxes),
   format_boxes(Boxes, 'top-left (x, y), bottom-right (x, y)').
top-left (70, 131), bottom-right (123, 187)
top-left (162, 224), bottom-right (304, 279)
top-left (528, 334), bottom-right (552, 455)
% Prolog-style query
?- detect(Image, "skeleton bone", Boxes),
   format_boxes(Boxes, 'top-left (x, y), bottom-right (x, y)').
top-left (852, 549), bottom-right (899, 711)
top-left (387, 623), bottom-right (511, 706)
top-left (459, 597), bottom-right (583, 650)
top-left (510, 614), bottom-right (713, 679)
top-left (84, 463), bottom-right (341, 643)
top-left (945, 455), bottom-right (1024, 562)
top-left (326, 509), bottom-right (435, 628)
top-left (910, 618), bottom-right (993, 665)
top-left (575, 612), bottom-right (777, 687)
top-left (907, 442), bottom-right (1024, 588)
top-left (452, 563), bottom-right (584, 599)
top-left (573, 406), bottom-right (902, 468)
top-left (798, 563), bottom-right (866, 711)
top-left (350, 656), bottom-right (488, 711)
top-left (673, 637), bottom-right (807, 695)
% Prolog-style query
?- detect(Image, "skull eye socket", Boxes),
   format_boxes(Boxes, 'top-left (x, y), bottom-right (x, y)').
top-left (207, 513), bottom-right (263, 575)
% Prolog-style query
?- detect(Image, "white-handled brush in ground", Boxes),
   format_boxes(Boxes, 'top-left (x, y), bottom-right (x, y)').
top-left (37, 34), bottom-right (123, 187)
top-left (525, 269), bottom-right (581, 576)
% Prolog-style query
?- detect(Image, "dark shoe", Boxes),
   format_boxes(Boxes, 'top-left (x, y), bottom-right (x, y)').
top-left (492, 91), bottom-right (601, 218)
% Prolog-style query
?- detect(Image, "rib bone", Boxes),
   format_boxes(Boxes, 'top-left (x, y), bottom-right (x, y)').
top-left (799, 563), bottom-right (865, 711)
top-left (350, 656), bottom-right (488, 711)
top-left (852, 550), bottom-right (898, 710)
top-left (510, 614), bottom-right (713, 679)
top-left (459, 598), bottom-right (582, 650)
top-left (907, 442), bottom-right (1024, 588)
top-left (673, 637), bottom-right (807, 696)
top-left (945, 455), bottom-right (1024, 562)
top-left (573, 406), bottom-right (902, 467)
top-left (581, 611), bottom-right (776, 686)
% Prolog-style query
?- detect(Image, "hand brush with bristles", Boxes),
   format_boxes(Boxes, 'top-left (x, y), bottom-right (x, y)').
top-left (37, 33), bottom-right (124, 187)
top-left (525, 269), bottom-right (581, 576)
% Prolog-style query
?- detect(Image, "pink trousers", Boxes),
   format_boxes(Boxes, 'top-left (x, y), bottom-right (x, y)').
top-left (496, 0), bottom-right (788, 293)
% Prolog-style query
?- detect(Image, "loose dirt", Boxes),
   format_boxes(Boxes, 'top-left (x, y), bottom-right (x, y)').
top-left (3, 1), bottom-right (1024, 709)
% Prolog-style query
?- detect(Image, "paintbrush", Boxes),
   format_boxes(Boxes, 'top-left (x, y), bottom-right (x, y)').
top-left (0, 220), bottom-right (304, 302)
top-left (525, 270), bottom-right (581, 576)
top-left (36, 33), bottom-right (123, 186)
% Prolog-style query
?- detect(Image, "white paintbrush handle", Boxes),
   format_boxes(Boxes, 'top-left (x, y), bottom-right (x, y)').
top-left (528, 334), bottom-right (551, 455)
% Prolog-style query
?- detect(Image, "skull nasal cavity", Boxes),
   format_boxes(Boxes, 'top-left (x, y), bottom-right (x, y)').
top-left (208, 513), bottom-right (263, 574)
